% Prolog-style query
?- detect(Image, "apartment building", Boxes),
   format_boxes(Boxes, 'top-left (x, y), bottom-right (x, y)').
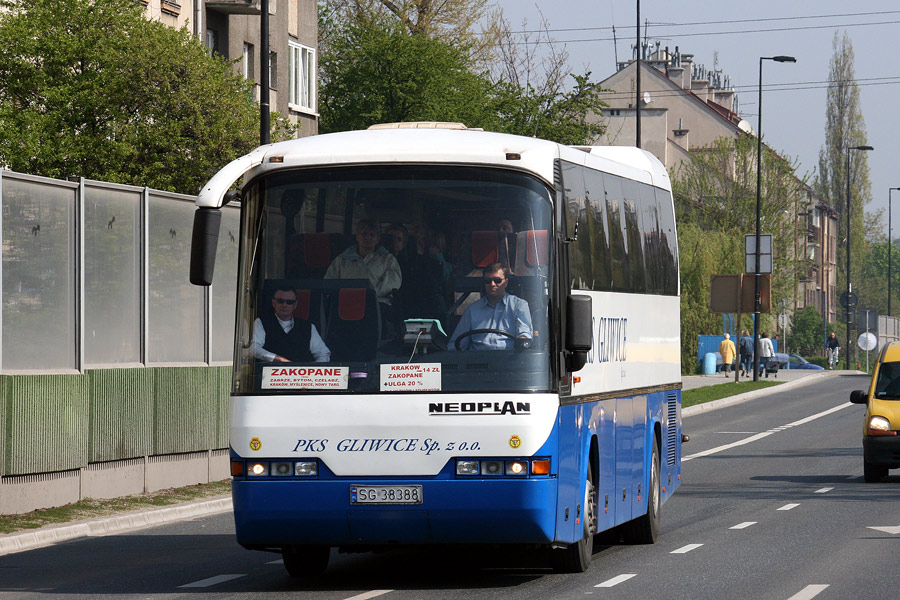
top-left (142, 0), bottom-right (318, 137)
top-left (595, 44), bottom-right (837, 323)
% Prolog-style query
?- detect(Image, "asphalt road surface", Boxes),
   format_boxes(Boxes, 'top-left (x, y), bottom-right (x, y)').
top-left (3, 373), bottom-right (897, 600)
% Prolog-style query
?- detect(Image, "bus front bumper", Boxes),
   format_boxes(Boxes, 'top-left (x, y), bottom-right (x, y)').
top-left (232, 477), bottom-right (559, 548)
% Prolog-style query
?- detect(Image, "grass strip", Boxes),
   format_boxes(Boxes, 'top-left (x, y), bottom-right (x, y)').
top-left (683, 379), bottom-right (781, 408)
top-left (0, 480), bottom-right (231, 535)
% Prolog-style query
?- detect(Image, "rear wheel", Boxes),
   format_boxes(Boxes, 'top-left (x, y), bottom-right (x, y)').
top-left (863, 460), bottom-right (888, 483)
top-left (623, 440), bottom-right (660, 544)
top-left (551, 463), bottom-right (597, 573)
top-left (282, 545), bottom-right (330, 578)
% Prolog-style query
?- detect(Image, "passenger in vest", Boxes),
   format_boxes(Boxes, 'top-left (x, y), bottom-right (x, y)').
top-left (252, 286), bottom-right (330, 362)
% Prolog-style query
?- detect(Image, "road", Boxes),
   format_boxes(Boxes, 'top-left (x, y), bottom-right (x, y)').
top-left (2, 373), bottom-right (898, 600)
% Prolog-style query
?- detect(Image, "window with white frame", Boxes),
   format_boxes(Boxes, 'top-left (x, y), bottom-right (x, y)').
top-left (288, 40), bottom-right (316, 113)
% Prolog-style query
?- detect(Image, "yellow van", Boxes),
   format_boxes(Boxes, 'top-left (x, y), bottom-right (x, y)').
top-left (850, 341), bottom-right (900, 482)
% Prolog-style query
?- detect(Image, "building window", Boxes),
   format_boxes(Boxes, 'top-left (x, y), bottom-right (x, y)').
top-left (206, 29), bottom-right (218, 55)
top-left (269, 52), bottom-right (277, 89)
top-left (243, 43), bottom-right (255, 80)
top-left (289, 40), bottom-right (316, 113)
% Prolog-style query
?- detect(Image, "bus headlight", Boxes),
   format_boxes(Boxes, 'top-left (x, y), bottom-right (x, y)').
top-left (294, 461), bottom-right (318, 476)
top-left (248, 462), bottom-right (268, 476)
top-left (271, 462), bottom-right (292, 476)
top-left (456, 460), bottom-right (479, 475)
top-left (505, 461), bottom-right (528, 476)
top-left (481, 461), bottom-right (503, 476)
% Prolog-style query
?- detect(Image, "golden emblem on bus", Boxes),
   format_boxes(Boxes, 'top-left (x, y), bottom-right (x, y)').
top-left (509, 435), bottom-right (522, 449)
top-left (249, 437), bottom-right (262, 451)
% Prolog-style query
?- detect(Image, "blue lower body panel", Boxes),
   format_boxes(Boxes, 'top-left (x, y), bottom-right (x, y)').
top-left (233, 478), bottom-right (558, 547)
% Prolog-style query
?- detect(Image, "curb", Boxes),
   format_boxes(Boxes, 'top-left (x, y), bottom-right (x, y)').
top-left (0, 496), bottom-right (233, 556)
top-left (682, 371), bottom-right (847, 418)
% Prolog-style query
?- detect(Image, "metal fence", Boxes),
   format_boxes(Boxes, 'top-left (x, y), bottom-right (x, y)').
top-left (0, 170), bottom-right (240, 372)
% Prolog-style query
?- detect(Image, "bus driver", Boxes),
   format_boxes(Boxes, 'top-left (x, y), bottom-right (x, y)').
top-left (449, 263), bottom-right (532, 351)
top-left (252, 286), bottom-right (331, 363)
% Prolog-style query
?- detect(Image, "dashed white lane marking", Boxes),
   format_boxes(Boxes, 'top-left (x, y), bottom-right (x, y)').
top-left (778, 503), bottom-right (800, 511)
top-left (786, 584), bottom-right (829, 599)
top-left (671, 543), bottom-right (703, 554)
top-left (814, 487), bottom-right (834, 494)
top-left (716, 431), bottom-right (757, 434)
top-left (595, 574), bottom-right (637, 588)
top-left (730, 521), bottom-right (757, 529)
top-left (683, 403), bottom-right (852, 462)
top-left (846, 474), bottom-right (860, 480)
top-left (266, 559), bottom-right (283, 565)
top-left (179, 574), bottom-right (246, 588)
top-left (344, 591), bottom-right (393, 600)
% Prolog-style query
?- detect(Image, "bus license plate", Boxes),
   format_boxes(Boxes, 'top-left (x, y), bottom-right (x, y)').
top-left (350, 485), bottom-right (423, 505)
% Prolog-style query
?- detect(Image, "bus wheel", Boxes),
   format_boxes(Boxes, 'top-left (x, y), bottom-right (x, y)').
top-left (551, 464), bottom-right (596, 573)
top-left (623, 440), bottom-right (660, 544)
top-left (282, 545), bottom-right (330, 578)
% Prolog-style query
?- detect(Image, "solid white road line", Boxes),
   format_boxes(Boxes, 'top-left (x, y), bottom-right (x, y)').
top-left (778, 503), bottom-right (800, 511)
top-left (814, 487), bottom-right (834, 494)
top-left (178, 574), bottom-right (246, 588)
top-left (786, 584), bottom-right (829, 600)
top-left (595, 574), bottom-right (637, 588)
top-left (344, 591), bottom-right (393, 600)
top-left (730, 521), bottom-right (757, 529)
top-left (671, 543), bottom-right (703, 554)
top-left (683, 403), bottom-right (852, 462)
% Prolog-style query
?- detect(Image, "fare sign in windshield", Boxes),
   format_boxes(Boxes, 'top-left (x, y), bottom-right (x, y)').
top-left (380, 363), bottom-right (441, 391)
top-left (261, 366), bottom-right (349, 390)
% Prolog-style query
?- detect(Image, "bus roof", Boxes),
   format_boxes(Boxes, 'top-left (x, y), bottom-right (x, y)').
top-left (197, 126), bottom-right (671, 208)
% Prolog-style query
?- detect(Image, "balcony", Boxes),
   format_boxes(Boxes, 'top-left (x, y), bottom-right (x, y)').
top-left (206, 0), bottom-right (261, 14)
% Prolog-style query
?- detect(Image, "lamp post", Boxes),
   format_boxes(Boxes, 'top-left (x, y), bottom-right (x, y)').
top-left (845, 144), bottom-right (873, 369)
top-left (753, 55), bottom-right (796, 381)
top-left (890, 187), bottom-right (900, 316)
top-left (260, 0), bottom-right (270, 145)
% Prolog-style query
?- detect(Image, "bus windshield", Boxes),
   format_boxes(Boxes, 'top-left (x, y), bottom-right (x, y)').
top-left (233, 165), bottom-right (555, 395)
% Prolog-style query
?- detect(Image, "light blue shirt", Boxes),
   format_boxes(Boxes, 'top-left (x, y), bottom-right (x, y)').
top-left (449, 294), bottom-right (533, 350)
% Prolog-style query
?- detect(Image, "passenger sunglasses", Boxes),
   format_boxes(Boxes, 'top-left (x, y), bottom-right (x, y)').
top-left (274, 298), bottom-right (297, 305)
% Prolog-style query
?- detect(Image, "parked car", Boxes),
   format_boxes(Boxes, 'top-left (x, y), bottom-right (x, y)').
top-left (787, 354), bottom-right (825, 370)
top-left (849, 341), bottom-right (900, 482)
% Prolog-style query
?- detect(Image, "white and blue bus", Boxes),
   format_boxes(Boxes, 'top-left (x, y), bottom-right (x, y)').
top-left (190, 123), bottom-right (682, 576)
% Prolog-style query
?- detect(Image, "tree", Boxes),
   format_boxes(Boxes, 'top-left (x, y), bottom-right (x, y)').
top-left (790, 306), bottom-right (826, 356)
top-left (814, 31), bottom-right (872, 301)
top-left (318, 17), bottom-right (496, 133)
top-left (0, 0), bottom-right (292, 194)
top-left (319, 8), bottom-right (607, 145)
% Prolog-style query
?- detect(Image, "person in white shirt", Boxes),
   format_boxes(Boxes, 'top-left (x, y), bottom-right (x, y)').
top-left (251, 287), bottom-right (330, 362)
top-left (757, 332), bottom-right (775, 378)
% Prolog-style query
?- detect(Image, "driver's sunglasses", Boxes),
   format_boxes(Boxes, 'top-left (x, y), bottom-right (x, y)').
top-left (483, 277), bottom-right (505, 285)
top-left (274, 298), bottom-right (297, 305)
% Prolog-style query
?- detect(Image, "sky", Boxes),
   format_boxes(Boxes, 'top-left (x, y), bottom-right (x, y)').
top-left (493, 1), bottom-right (900, 236)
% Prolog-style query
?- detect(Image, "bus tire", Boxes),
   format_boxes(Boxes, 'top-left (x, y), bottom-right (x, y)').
top-left (623, 439), bottom-right (660, 544)
top-left (551, 463), bottom-right (597, 573)
top-left (282, 545), bottom-right (330, 578)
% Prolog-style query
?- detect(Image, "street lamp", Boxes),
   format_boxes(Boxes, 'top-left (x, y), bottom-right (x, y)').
top-left (845, 144), bottom-right (873, 369)
top-left (753, 55), bottom-right (796, 381)
top-left (890, 187), bottom-right (900, 316)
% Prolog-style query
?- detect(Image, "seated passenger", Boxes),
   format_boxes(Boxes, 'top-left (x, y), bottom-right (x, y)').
top-left (449, 263), bottom-right (532, 351)
top-left (325, 219), bottom-right (401, 307)
top-left (252, 286), bottom-right (330, 363)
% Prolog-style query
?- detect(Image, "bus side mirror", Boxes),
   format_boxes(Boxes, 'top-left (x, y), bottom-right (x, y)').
top-left (849, 390), bottom-right (868, 404)
top-left (566, 294), bottom-right (592, 372)
top-left (190, 208), bottom-right (222, 286)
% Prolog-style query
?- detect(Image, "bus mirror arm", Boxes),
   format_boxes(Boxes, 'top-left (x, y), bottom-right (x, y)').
top-left (190, 207), bottom-right (222, 286)
top-left (565, 294), bottom-right (592, 372)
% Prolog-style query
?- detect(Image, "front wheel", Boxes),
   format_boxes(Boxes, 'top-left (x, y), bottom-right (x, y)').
top-left (282, 545), bottom-right (330, 578)
top-left (863, 460), bottom-right (888, 483)
top-left (551, 463), bottom-right (597, 573)
top-left (623, 440), bottom-right (661, 544)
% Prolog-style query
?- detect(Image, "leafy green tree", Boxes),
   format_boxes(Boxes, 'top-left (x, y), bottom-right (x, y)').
top-left (791, 305), bottom-right (827, 356)
top-left (814, 31), bottom-right (872, 302)
top-left (318, 17), bottom-right (495, 132)
top-left (0, 0), bottom-right (291, 194)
